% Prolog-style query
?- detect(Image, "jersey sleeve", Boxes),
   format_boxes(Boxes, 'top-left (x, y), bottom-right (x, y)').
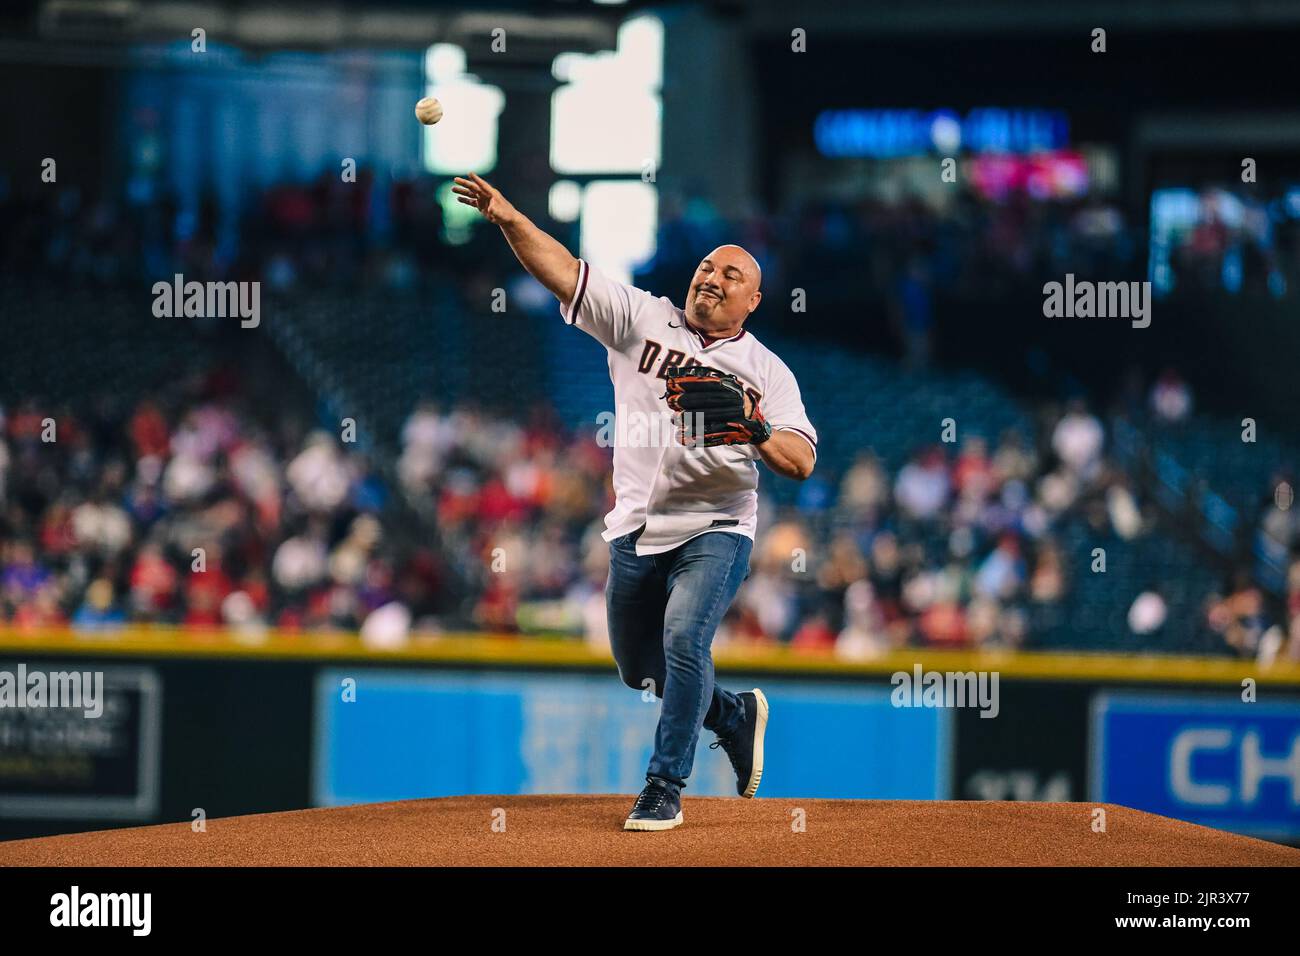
top-left (761, 358), bottom-right (818, 460)
top-left (560, 259), bottom-right (650, 351)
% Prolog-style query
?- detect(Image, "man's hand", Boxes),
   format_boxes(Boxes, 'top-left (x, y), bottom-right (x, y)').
top-left (452, 172), bottom-right (580, 305)
top-left (452, 173), bottom-right (519, 226)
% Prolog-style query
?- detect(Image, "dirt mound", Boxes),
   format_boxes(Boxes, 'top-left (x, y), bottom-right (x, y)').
top-left (2, 797), bottom-right (1295, 866)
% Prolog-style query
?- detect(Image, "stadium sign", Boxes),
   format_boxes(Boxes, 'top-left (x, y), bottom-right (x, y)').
top-left (814, 107), bottom-right (1069, 158)
top-left (1091, 692), bottom-right (1300, 841)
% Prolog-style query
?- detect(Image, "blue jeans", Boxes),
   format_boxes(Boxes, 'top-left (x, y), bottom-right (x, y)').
top-left (606, 526), bottom-right (752, 792)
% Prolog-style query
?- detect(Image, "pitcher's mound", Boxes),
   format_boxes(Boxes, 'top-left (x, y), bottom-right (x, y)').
top-left (1, 797), bottom-right (1295, 866)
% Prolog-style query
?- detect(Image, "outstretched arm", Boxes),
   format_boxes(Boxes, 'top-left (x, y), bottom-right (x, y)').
top-left (452, 173), bottom-right (581, 306)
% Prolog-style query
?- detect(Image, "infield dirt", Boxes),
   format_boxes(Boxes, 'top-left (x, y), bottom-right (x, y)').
top-left (1, 797), bottom-right (1296, 866)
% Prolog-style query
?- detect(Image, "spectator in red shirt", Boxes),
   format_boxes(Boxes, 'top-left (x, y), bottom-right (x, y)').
top-left (129, 400), bottom-right (171, 459)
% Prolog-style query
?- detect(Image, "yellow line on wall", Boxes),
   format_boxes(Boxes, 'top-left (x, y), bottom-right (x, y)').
top-left (2, 627), bottom-right (1298, 686)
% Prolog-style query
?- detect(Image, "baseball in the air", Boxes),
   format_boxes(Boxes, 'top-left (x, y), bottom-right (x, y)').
top-left (415, 96), bottom-right (443, 126)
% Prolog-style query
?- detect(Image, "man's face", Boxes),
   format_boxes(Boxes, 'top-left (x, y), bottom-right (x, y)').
top-left (684, 246), bottom-right (762, 333)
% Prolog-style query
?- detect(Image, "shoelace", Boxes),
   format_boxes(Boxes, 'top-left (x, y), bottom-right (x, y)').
top-left (710, 735), bottom-right (741, 760)
top-left (634, 787), bottom-right (668, 813)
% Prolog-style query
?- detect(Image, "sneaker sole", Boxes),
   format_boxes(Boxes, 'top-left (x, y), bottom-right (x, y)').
top-left (742, 688), bottom-right (769, 798)
top-left (624, 811), bottom-right (684, 831)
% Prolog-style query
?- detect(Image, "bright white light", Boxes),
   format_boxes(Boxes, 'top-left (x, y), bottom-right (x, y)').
top-left (614, 15), bottom-right (663, 90)
top-left (551, 52), bottom-right (581, 84)
top-left (550, 14), bottom-right (662, 174)
top-left (423, 78), bottom-right (505, 174)
top-left (422, 43), bottom-right (504, 174)
top-left (549, 180), bottom-right (582, 222)
top-left (930, 113), bottom-right (962, 153)
top-left (425, 44), bottom-right (466, 84)
top-left (551, 88), bottom-right (660, 174)
top-left (580, 181), bottom-right (657, 285)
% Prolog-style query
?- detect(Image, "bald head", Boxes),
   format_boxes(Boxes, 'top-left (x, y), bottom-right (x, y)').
top-left (684, 244), bottom-right (763, 336)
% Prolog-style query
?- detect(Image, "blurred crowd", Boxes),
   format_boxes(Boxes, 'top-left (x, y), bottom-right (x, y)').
top-left (1, 171), bottom-right (481, 294)
top-left (4, 363), bottom-right (1300, 664)
top-left (6, 173), bottom-right (1298, 313)
top-left (389, 379), bottom-right (1292, 663)
top-left (9, 173), bottom-right (1298, 380)
top-left (710, 397), bottom-right (1167, 658)
top-left (0, 371), bottom-right (454, 639)
top-left (641, 189), bottom-right (1140, 365)
top-left (1159, 188), bottom-right (1300, 299)
top-left (1225, 472), bottom-right (1300, 667)
top-left (0, 175), bottom-right (1157, 302)
top-left (5, 174), bottom-right (1300, 661)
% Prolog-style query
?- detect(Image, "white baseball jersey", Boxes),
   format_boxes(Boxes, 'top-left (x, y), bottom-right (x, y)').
top-left (562, 259), bottom-right (818, 556)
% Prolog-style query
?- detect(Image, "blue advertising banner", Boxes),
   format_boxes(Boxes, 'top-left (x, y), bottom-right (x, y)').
top-left (313, 671), bottom-right (952, 805)
top-left (1090, 692), bottom-right (1300, 840)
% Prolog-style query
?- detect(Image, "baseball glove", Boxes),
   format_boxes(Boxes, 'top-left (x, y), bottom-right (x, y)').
top-left (663, 365), bottom-right (773, 448)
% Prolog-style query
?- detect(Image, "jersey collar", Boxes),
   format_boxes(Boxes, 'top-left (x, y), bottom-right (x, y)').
top-left (684, 319), bottom-right (747, 349)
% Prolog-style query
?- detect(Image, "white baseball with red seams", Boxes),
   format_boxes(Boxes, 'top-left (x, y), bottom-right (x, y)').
top-left (563, 259), bottom-right (818, 557)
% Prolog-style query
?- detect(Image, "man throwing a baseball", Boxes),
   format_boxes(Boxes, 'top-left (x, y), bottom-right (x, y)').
top-left (454, 173), bottom-right (817, 831)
